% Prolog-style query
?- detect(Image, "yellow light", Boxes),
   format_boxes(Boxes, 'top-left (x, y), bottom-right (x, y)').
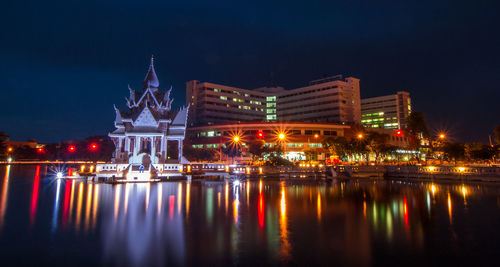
top-left (89, 165), bottom-right (94, 172)
top-left (428, 166), bottom-right (435, 172)
top-left (278, 133), bottom-right (285, 140)
top-left (319, 164), bottom-right (323, 168)
top-left (314, 134), bottom-right (319, 138)
top-left (233, 136), bottom-right (240, 142)
top-left (458, 167), bottom-right (465, 172)
top-left (439, 133), bottom-right (446, 139)
top-left (431, 184), bottom-right (437, 195)
top-left (80, 165), bottom-right (85, 172)
top-left (461, 186), bottom-right (467, 197)
top-left (258, 167), bottom-right (263, 174)
top-left (357, 133), bottom-right (363, 139)
top-left (187, 165), bottom-right (191, 173)
top-left (7, 147), bottom-right (13, 152)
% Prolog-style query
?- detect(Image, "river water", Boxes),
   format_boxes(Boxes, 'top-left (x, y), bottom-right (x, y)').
top-left (0, 164), bottom-right (499, 266)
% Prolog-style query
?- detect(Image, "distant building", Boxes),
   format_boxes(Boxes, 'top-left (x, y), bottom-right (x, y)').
top-left (361, 91), bottom-right (411, 130)
top-left (186, 75), bottom-right (361, 126)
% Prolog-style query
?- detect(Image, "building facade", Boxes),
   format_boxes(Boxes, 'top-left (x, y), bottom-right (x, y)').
top-left (361, 91), bottom-right (411, 130)
top-left (186, 122), bottom-right (350, 161)
top-left (186, 75), bottom-right (361, 126)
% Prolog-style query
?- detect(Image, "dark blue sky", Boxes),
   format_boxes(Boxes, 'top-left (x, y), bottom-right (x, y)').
top-left (1, 0), bottom-right (499, 143)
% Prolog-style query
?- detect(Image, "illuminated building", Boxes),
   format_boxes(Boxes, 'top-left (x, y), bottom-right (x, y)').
top-left (187, 122), bottom-right (349, 161)
top-left (361, 91), bottom-right (411, 129)
top-left (186, 74), bottom-right (361, 125)
top-left (96, 57), bottom-right (189, 181)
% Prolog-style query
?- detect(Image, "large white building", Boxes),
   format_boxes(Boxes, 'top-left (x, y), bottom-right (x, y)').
top-left (96, 57), bottom-right (189, 182)
top-left (361, 91), bottom-right (412, 129)
top-left (186, 75), bottom-right (361, 126)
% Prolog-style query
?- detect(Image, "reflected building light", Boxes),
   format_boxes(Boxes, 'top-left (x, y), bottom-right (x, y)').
top-left (317, 192), bottom-right (321, 221)
top-left (85, 183), bottom-right (93, 232)
top-left (279, 186), bottom-right (291, 259)
top-left (69, 179), bottom-right (76, 224)
top-left (206, 188), bottom-right (213, 225)
top-left (225, 182), bottom-right (229, 214)
top-left (447, 192), bottom-right (452, 224)
top-left (259, 180), bottom-right (263, 194)
top-left (124, 183), bottom-right (129, 216)
top-left (30, 165), bottom-right (41, 227)
top-left (169, 195), bottom-right (175, 221)
top-left (403, 197), bottom-right (409, 229)
top-left (363, 201), bottom-right (367, 218)
top-left (258, 191), bottom-right (264, 229)
top-left (233, 187), bottom-right (240, 224)
top-left (461, 185), bottom-right (468, 204)
top-left (186, 183), bottom-right (191, 218)
top-left (52, 178), bottom-right (62, 233)
top-left (246, 180), bottom-right (250, 207)
top-left (386, 209), bottom-right (393, 241)
top-left (145, 183), bottom-right (151, 212)
top-left (177, 183), bottom-right (182, 215)
top-left (113, 184), bottom-right (121, 222)
top-left (431, 184), bottom-right (437, 196)
top-left (62, 180), bottom-right (72, 229)
top-left (217, 192), bottom-right (221, 209)
top-left (0, 165), bottom-right (11, 230)
top-left (158, 183), bottom-right (163, 216)
top-left (372, 202), bottom-right (377, 226)
top-left (76, 182), bottom-right (84, 231)
top-left (92, 184), bottom-right (99, 231)
top-left (426, 192), bottom-right (431, 215)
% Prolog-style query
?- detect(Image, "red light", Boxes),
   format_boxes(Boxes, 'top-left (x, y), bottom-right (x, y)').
top-left (37, 147), bottom-right (43, 153)
top-left (257, 131), bottom-right (264, 138)
top-left (68, 145), bottom-right (76, 152)
top-left (395, 130), bottom-right (403, 136)
top-left (90, 143), bottom-right (98, 151)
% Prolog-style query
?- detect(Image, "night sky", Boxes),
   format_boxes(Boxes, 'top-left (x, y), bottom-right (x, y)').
top-left (1, 0), bottom-right (499, 143)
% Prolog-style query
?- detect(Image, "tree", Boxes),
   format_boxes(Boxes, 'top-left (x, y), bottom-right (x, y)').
top-left (494, 125), bottom-right (500, 145)
top-left (406, 112), bottom-right (430, 150)
top-left (465, 142), bottom-right (495, 161)
top-left (443, 142), bottom-right (465, 164)
top-left (322, 136), bottom-right (350, 160)
top-left (248, 138), bottom-right (267, 163)
top-left (0, 132), bottom-right (8, 159)
top-left (365, 132), bottom-right (390, 163)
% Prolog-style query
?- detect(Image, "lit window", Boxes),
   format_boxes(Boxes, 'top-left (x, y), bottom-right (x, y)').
top-left (220, 96), bottom-right (227, 100)
top-left (266, 96), bottom-right (276, 102)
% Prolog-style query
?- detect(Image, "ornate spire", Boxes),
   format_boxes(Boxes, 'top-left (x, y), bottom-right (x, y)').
top-left (143, 55), bottom-right (159, 90)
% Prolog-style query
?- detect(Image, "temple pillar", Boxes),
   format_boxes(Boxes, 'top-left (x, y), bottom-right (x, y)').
top-left (178, 139), bottom-right (183, 162)
top-left (125, 137), bottom-right (130, 153)
top-left (165, 138), bottom-right (169, 159)
top-left (160, 136), bottom-right (165, 161)
top-left (150, 136), bottom-right (155, 160)
top-left (134, 137), bottom-right (140, 156)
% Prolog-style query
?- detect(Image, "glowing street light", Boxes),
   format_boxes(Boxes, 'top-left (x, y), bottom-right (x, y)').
top-left (314, 134), bottom-right (319, 138)
top-left (439, 133), bottom-right (446, 139)
top-left (357, 133), bottom-right (364, 139)
top-left (233, 136), bottom-right (240, 143)
top-left (7, 147), bottom-right (13, 152)
top-left (278, 133), bottom-right (286, 140)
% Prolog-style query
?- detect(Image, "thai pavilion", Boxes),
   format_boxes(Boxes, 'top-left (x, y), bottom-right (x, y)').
top-left (95, 57), bottom-right (189, 181)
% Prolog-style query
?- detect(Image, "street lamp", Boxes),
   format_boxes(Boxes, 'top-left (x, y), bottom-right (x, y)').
top-left (439, 133), bottom-right (446, 139)
top-left (233, 136), bottom-right (240, 143)
top-left (357, 133), bottom-right (364, 139)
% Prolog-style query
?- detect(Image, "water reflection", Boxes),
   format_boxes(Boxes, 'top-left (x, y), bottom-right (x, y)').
top-left (0, 165), bottom-right (10, 230)
top-left (0, 165), bottom-right (499, 266)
